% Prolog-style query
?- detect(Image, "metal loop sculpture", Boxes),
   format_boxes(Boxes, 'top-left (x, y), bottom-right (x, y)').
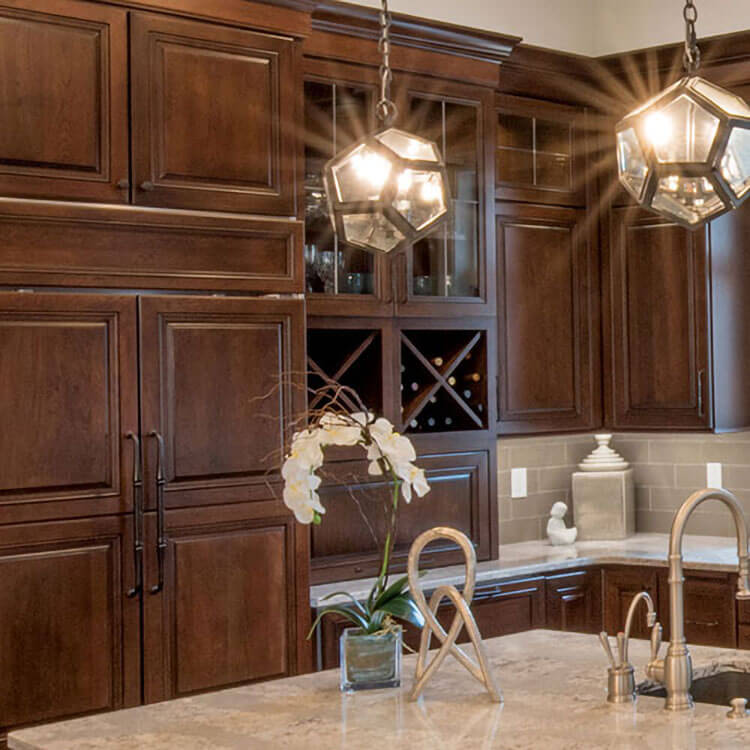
top-left (407, 527), bottom-right (502, 702)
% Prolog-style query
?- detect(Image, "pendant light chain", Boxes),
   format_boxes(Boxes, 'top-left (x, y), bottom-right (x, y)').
top-left (376, 0), bottom-right (398, 127)
top-left (683, 0), bottom-right (701, 74)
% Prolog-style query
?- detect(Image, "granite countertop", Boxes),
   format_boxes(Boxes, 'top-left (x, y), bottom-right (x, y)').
top-left (10, 630), bottom-right (750, 749)
top-left (312, 532), bottom-right (743, 606)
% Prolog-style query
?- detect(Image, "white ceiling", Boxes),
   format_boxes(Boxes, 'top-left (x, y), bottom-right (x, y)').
top-left (350, 0), bottom-right (750, 57)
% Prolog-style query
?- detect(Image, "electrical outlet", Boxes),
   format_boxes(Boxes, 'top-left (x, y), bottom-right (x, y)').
top-left (511, 467), bottom-right (527, 498)
top-left (707, 462), bottom-right (723, 489)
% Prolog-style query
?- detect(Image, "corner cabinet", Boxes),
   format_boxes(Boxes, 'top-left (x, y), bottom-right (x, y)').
top-left (496, 202), bottom-right (600, 434)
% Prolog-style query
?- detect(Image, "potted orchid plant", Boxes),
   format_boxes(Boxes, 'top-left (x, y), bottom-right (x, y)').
top-left (282, 402), bottom-right (430, 691)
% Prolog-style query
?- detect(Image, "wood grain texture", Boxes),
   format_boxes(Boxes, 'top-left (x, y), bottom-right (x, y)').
top-left (545, 568), bottom-right (602, 634)
top-left (131, 12), bottom-right (296, 214)
top-left (0, 0), bottom-right (128, 202)
top-left (602, 566), bottom-right (658, 640)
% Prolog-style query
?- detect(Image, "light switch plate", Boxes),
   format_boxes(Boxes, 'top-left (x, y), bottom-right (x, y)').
top-left (707, 462), bottom-right (723, 489)
top-left (511, 467), bottom-right (527, 498)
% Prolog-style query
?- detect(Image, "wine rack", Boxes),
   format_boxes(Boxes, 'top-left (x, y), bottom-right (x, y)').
top-left (400, 329), bottom-right (487, 433)
top-left (307, 328), bottom-right (382, 415)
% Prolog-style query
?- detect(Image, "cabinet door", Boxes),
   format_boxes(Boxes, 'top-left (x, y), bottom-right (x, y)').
top-left (393, 80), bottom-right (495, 316)
top-left (0, 0), bottom-right (128, 202)
top-left (495, 94), bottom-right (586, 206)
top-left (603, 566), bottom-right (658, 640)
top-left (0, 516), bottom-right (140, 737)
top-left (310, 448), bottom-right (493, 583)
top-left (605, 207), bottom-right (710, 429)
top-left (545, 569), bottom-right (602, 634)
top-left (131, 13), bottom-right (296, 214)
top-left (496, 203), bottom-right (600, 433)
top-left (142, 501), bottom-right (310, 703)
top-left (0, 292), bottom-right (138, 523)
top-left (139, 295), bottom-right (305, 511)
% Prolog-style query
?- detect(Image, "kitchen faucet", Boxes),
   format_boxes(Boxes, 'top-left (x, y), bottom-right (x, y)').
top-left (646, 488), bottom-right (750, 711)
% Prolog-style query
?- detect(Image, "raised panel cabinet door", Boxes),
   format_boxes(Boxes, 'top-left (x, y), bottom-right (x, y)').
top-left (0, 292), bottom-right (138, 523)
top-left (0, 0), bottom-right (128, 202)
top-left (0, 516), bottom-right (140, 737)
top-left (496, 203), bottom-right (600, 433)
top-left (310, 448), bottom-right (493, 584)
top-left (142, 502), bottom-right (310, 703)
top-left (605, 207), bottom-right (710, 429)
top-left (131, 13), bottom-right (296, 214)
top-left (545, 569), bottom-right (602, 634)
top-left (139, 295), bottom-right (305, 511)
top-left (603, 566), bottom-right (658, 640)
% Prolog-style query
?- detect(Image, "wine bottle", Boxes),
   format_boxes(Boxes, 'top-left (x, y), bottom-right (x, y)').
top-left (463, 389), bottom-right (472, 399)
top-left (444, 417), bottom-right (453, 426)
top-left (464, 372), bottom-right (481, 383)
top-left (447, 375), bottom-right (457, 386)
top-left (410, 382), bottom-right (419, 392)
top-left (427, 417), bottom-right (436, 427)
top-left (410, 419), bottom-right (419, 429)
top-left (432, 356), bottom-right (444, 367)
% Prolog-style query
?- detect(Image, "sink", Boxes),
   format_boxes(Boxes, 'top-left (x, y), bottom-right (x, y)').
top-left (639, 671), bottom-right (750, 707)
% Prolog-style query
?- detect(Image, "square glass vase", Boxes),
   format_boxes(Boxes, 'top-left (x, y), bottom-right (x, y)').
top-left (339, 626), bottom-right (402, 692)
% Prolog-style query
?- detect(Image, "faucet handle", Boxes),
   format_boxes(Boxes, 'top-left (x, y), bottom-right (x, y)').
top-left (646, 621), bottom-right (665, 684)
top-left (650, 621), bottom-right (663, 662)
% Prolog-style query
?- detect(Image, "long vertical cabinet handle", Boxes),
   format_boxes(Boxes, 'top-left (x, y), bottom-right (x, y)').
top-left (149, 430), bottom-right (167, 594)
top-left (126, 432), bottom-right (144, 598)
top-left (697, 369), bottom-right (705, 416)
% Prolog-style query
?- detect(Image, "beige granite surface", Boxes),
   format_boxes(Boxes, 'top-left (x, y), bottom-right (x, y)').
top-left (312, 533), bottom-right (743, 606)
top-left (9, 630), bottom-right (750, 749)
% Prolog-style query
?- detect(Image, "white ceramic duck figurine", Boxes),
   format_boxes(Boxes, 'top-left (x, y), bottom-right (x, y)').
top-left (546, 501), bottom-right (578, 546)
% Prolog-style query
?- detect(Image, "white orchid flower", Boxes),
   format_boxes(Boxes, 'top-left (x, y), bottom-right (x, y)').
top-left (288, 429), bottom-right (324, 469)
top-left (319, 413), bottom-right (363, 447)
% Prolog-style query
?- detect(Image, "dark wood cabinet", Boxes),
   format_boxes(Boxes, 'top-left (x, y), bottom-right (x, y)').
top-left (0, 0), bottom-right (129, 203)
top-left (545, 569), bottom-right (602, 634)
top-left (130, 13), bottom-right (297, 214)
top-left (603, 566), bottom-right (659, 640)
top-left (143, 502), bottom-right (309, 703)
top-left (0, 292), bottom-right (138, 524)
top-left (496, 202), bottom-right (600, 433)
top-left (0, 515), bottom-right (140, 739)
top-left (495, 94), bottom-right (587, 207)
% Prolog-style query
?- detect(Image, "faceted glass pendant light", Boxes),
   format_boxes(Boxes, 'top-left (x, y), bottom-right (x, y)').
top-left (324, 128), bottom-right (449, 253)
top-left (322, 0), bottom-right (449, 254)
top-left (615, 2), bottom-right (750, 228)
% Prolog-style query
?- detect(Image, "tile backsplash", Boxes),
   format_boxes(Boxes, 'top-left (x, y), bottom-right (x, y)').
top-left (497, 432), bottom-right (750, 543)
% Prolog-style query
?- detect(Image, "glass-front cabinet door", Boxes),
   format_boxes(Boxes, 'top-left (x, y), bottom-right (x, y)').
top-left (304, 72), bottom-right (392, 315)
top-left (393, 80), bottom-right (494, 316)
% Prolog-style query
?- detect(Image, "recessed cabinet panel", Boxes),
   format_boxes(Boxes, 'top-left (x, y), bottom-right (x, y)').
top-left (131, 13), bottom-right (295, 214)
top-left (139, 295), bottom-right (304, 509)
top-left (0, 0), bottom-right (128, 202)
top-left (0, 293), bottom-right (137, 521)
top-left (496, 203), bottom-right (599, 433)
top-left (0, 516), bottom-right (139, 729)
top-left (606, 208), bottom-right (710, 429)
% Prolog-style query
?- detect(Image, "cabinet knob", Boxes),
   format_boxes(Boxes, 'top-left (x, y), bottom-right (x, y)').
top-left (116, 178), bottom-right (129, 190)
top-left (140, 181), bottom-right (155, 191)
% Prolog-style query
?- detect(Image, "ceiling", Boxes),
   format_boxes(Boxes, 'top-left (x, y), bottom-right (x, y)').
top-left (349, 0), bottom-right (750, 57)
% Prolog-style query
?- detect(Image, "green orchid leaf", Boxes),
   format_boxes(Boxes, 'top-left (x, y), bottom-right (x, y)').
top-left (320, 591), bottom-right (367, 616)
top-left (372, 574), bottom-right (410, 610)
top-left (377, 595), bottom-right (425, 629)
top-left (307, 604), bottom-right (369, 639)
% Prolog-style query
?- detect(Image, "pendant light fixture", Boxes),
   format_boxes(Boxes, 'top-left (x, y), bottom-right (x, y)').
top-left (323, 0), bottom-right (449, 254)
top-left (615, 0), bottom-right (750, 228)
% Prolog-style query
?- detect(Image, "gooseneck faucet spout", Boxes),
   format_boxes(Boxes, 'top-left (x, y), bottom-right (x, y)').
top-left (660, 488), bottom-right (750, 711)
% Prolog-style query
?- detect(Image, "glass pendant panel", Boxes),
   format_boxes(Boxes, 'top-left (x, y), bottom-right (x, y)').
top-left (720, 127), bottom-right (750, 199)
top-left (392, 169), bottom-right (447, 231)
top-left (616, 127), bottom-right (649, 200)
top-left (651, 175), bottom-right (725, 224)
top-left (375, 128), bottom-right (439, 162)
top-left (342, 212), bottom-right (404, 253)
top-left (690, 78), bottom-right (750, 118)
top-left (332, 144), bottom-right (392, 202)
top-left (648, 95), bottom-right (718, 164)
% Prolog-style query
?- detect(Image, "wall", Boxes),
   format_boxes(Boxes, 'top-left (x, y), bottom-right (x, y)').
top-left (348, 0), bottom-right (750, 57)
top-left (498, 432), bottom-right (750, 544)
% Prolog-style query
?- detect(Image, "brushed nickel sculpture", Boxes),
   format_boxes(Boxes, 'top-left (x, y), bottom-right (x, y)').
top-left (407, 527), bottom-right (502, 702)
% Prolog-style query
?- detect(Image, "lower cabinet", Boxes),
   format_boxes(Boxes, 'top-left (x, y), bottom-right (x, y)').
top-left (602, 566), bottom-right (659, 640)
top-left (546, 569), bottom-right (602, 634)
top-left (0, 516), bottom-right (140, 745)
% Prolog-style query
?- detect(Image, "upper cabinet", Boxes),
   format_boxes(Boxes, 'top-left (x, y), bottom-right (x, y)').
top-left (0, 0), bottom-right (129, 203)
top-left (495, 94), bottom-right (586, 207)
top-left (130, 13), bottom-right (296, 214)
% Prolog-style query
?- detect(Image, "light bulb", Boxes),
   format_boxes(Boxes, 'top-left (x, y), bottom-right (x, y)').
top-left (398, 170), bottom-right (414, 192)
top-left (645, 112), bottom-right (672, 147)
top-left (352, 151), bottom-right (391, 188)
top-left (421, 178), bottom-right (441, 203)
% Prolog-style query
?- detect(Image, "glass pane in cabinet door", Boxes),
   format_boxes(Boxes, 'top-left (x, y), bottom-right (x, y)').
top-left (304, 81), bottom-right (334, 187)
top-left (336, 86), bottom-right (371, 150)
top-left (535, 118), bottom-right (571, 190)
top-left (446, 102), bottom-right (478, 201)
top-left (409, 97), bottom-right (443, 147)
top-left (412, 226), bottom-right (446, 297)
top-left (337, 244), bottom-right (375, 295)
top-left (447, 200), bottom-right (479, 297)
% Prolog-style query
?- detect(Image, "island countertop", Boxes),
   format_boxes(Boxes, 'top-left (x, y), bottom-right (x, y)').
top-left (9, 630), bottom-right (750, 749)
top-left (311, 533), bottom-right (744, 606)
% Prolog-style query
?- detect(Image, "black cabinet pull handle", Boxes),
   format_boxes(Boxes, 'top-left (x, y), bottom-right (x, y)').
top-left (126, 432), bottom-right (144, 598)
top-left (697, 368), bottom-right (705, 416)
top-left (140, 181), bottom-right (155, 191)
top-left (149, 430), bottom-right (167, 594)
